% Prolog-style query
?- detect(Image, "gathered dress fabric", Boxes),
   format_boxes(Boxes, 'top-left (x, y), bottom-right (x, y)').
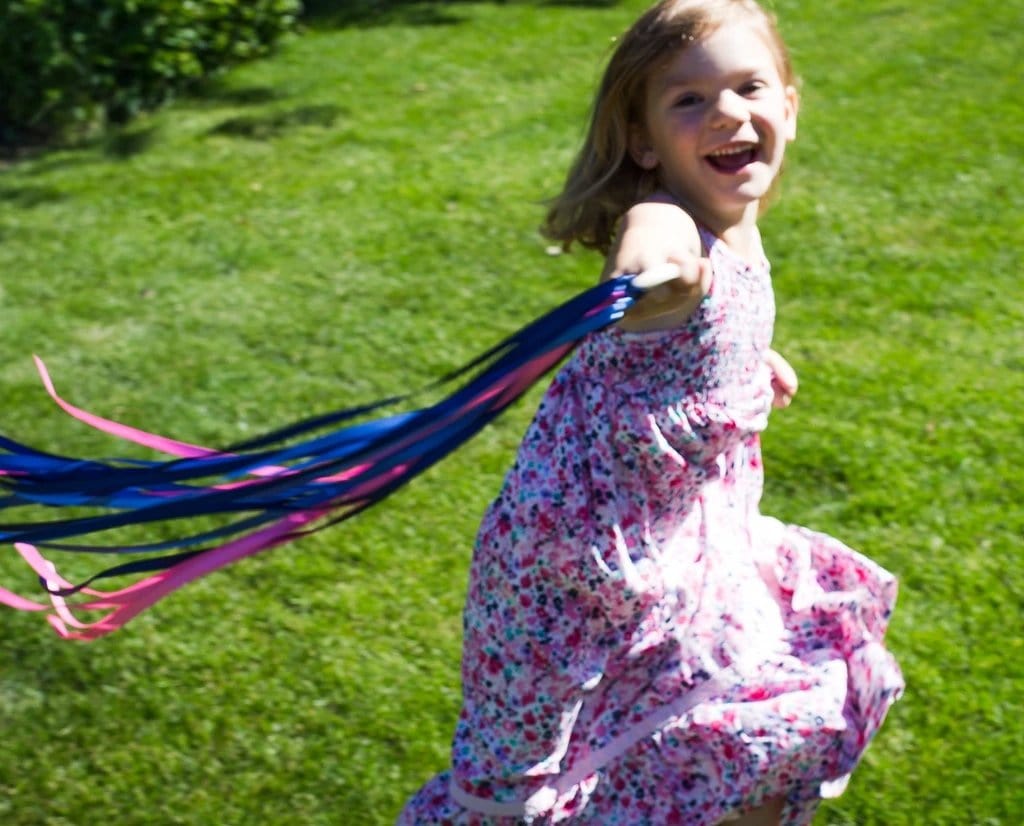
top-left (398, 228), bottom-right (903, 825)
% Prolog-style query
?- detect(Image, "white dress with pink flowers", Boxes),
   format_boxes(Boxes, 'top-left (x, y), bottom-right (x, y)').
top-left (398, 227), bottom-right (903, 825)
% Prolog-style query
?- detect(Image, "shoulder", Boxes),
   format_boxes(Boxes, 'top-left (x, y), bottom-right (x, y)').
top-left (601, 196), bottom-right (703, 284)
top-left (622, 197), bottom-right (702, 253)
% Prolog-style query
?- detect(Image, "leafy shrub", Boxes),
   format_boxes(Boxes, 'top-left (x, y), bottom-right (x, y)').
top-left (0, 0), bottom-right (302, 146)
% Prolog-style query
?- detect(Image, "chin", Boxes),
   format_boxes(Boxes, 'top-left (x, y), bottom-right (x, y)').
top-left (724, 175), bottom-right (775, 204)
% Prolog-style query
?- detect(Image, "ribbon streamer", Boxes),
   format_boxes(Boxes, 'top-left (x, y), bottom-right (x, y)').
top-left (0, 273), bottom-right (657, 639)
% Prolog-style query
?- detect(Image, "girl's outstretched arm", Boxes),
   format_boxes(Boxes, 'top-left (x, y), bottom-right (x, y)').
top-left (603, 199), bottom-right (711, 332)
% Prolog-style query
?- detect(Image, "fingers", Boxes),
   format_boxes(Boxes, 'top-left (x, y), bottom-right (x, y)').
top-left (631, 262), bottom-right (682, 290)
top-left (764, 348), bottom-right (798, 408)
top-left (771, 379), bottom-right (794, 409)
top-left (632, 257), bottom-right (709, 291)
top-left (620, 258), bottom-right (711, 328)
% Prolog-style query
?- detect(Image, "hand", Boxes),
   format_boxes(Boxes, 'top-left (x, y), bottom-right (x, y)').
top-left (605, 201), bottom-right (711, 331)
top-left (764, 348), bottom-right (798, 408)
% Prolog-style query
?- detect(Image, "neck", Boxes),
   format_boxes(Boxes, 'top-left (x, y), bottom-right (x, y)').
top-left (674, 197), bottom-right (763, 262)
top-left (716, 221), bottom-right (762, 262)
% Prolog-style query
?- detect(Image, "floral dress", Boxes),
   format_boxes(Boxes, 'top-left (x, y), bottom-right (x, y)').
top-left (398, 228), bottom-right (903, 825)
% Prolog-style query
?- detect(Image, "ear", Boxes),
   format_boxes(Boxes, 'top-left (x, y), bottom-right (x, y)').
top-left (783, 85), bottom-right (799, 142)
top-left (628, 124), bottom-right (659, 170)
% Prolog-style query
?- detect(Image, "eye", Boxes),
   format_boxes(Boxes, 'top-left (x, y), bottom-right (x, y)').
top-left (739, 80), bottom-right (768, 97)
top-left (672, 92), bottom-right (702, 108)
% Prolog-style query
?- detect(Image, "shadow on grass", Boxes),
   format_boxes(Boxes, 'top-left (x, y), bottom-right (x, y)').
top-left (207, 103), bottom-right (346, 140)
top-left (0, 183), bottom-right (66, 208)
top-left (102, 125), bottom-right (160, 159)
top-left (301, 0), bottom-right (620, 28)
top-left (188, 82), bottom-right (284, 109)
top-left (0, 1), bottom-right (618, 160)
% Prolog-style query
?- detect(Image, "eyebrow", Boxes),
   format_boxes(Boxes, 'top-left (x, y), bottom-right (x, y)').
top-left (654, 64), bottom-right (766, 93)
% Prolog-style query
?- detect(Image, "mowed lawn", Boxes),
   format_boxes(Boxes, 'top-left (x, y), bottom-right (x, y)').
top-left (0, 1), bottom-right (1020, 824)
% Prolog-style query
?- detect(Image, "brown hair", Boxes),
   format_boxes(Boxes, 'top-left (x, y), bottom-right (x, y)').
top-left (542, 0), bottom-right (795, 254)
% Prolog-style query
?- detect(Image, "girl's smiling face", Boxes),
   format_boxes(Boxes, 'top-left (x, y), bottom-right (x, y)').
top-left (630, 21), bottom-right (799, 232)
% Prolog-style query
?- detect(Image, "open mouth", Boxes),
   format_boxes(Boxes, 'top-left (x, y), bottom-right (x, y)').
top-left (705, 143), bottom-right (759, 173)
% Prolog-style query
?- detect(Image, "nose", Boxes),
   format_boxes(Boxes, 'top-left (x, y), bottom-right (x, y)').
top-left (709, 90), bottom-right (749, 129)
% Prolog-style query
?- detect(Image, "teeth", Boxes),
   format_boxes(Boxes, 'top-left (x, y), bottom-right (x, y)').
top-left (709, 143), bottom-right (755, 156)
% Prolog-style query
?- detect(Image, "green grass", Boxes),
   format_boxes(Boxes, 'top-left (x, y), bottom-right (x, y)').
top-left (0, 1), bottom-right (1021, 824)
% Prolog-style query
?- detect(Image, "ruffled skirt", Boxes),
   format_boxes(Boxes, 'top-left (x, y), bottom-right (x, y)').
top-left (397, 520), bottom-right (903, 825)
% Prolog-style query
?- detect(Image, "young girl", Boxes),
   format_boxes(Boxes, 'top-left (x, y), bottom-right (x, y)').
top-left (399, 1), bottom-right (902, 823)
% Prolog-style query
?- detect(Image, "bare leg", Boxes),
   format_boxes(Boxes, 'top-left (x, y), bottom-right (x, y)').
top-left (721, 796), bottom-right (786, 826)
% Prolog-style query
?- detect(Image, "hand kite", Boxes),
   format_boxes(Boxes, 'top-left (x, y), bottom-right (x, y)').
top-left (0, 267), bottom-right (680, 639)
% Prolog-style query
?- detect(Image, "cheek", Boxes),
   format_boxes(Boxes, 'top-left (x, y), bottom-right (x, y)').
top-left (759, 107), bottom-right (795, 148)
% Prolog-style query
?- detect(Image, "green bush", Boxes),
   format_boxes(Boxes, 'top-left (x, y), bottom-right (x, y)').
top-left (0, 0), bottom-right (301, 146)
